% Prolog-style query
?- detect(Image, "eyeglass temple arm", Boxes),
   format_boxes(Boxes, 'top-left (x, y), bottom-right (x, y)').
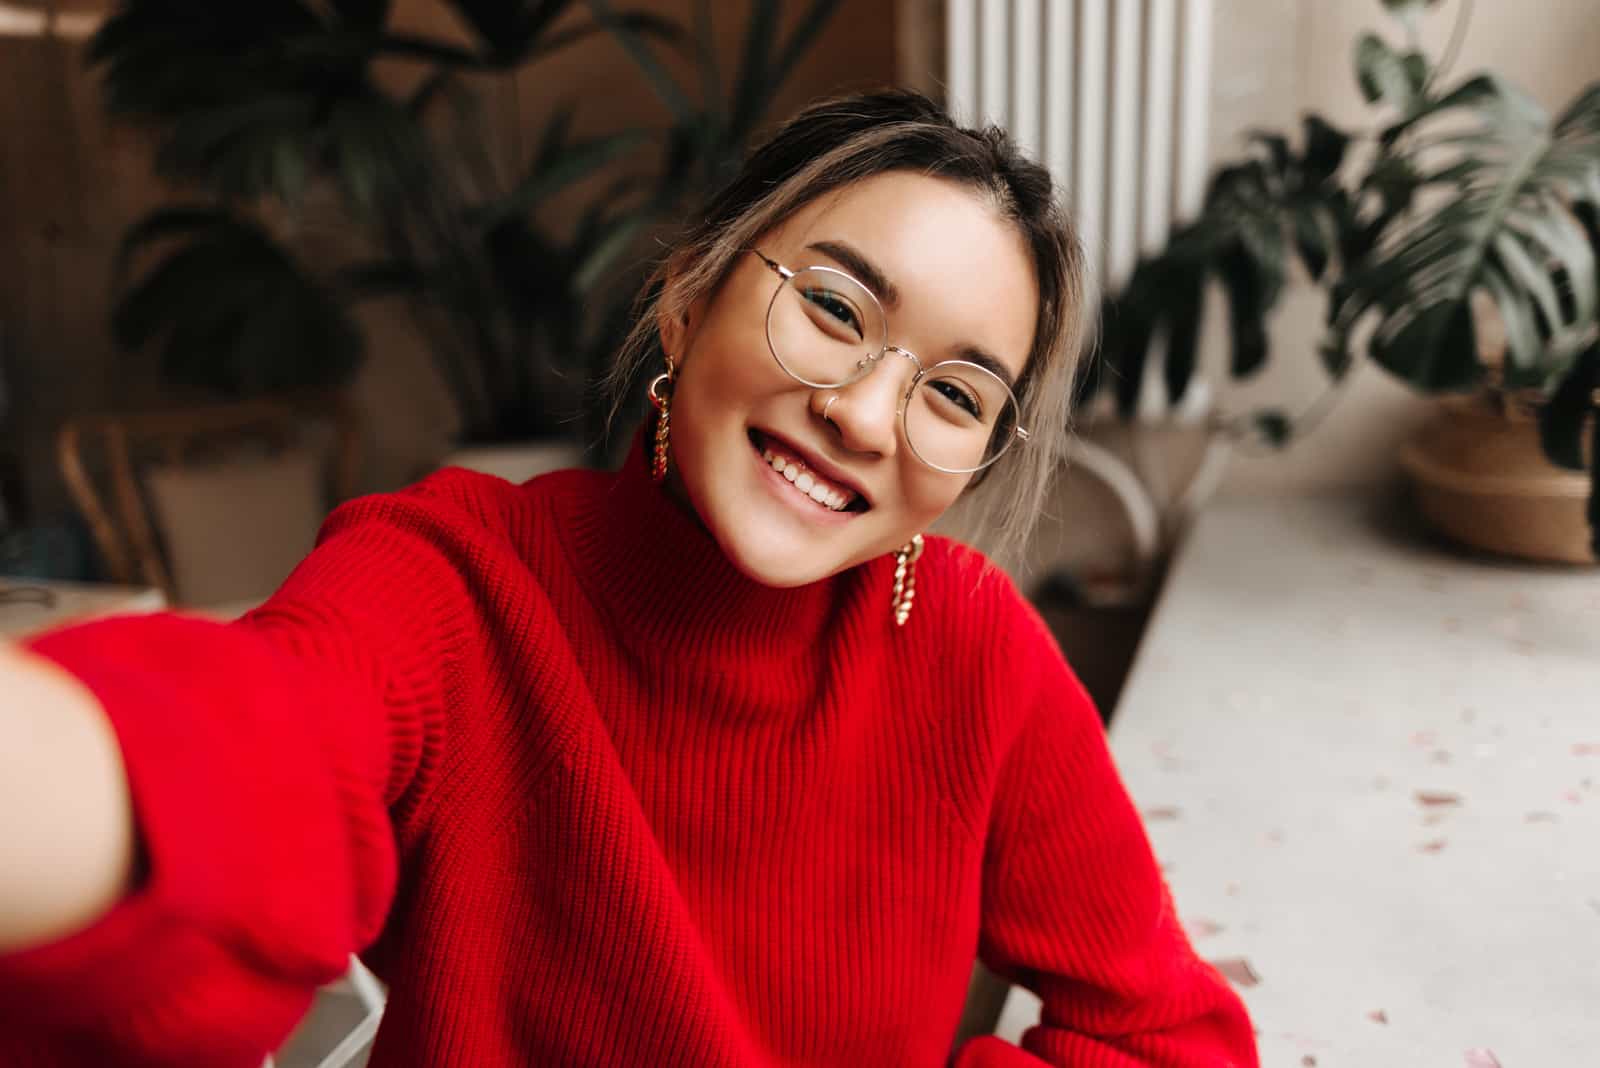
top-left (750, 249), bottom-right (793, 280)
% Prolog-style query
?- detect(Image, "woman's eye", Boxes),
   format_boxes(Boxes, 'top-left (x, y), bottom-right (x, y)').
top-left (930, 378), bottom-right (983, 419)
top-left (802, 287), bottom-right (863, 337)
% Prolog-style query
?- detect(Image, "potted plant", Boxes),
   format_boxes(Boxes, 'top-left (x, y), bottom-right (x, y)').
top-left (1094, 0), bottom-right (1600, 562)
top-left (89, 0), bottom-right (841, 482)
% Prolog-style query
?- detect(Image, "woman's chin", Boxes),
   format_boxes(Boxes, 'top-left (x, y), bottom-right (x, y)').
top-left (714, 530), bottom-right (839, 589)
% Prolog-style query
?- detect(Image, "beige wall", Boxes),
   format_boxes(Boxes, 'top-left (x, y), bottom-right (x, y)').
top-left (0, 2), bottom-right (897, 524)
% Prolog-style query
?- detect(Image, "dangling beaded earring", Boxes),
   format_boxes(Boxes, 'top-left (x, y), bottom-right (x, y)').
top-left (891, 534), bottom-right (925, 626)
top-left (646, 355), bottom-right (675, 482)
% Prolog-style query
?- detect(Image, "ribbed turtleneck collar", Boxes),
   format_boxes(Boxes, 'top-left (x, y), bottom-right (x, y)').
top-left (557, 433), bottom-right (862, 664)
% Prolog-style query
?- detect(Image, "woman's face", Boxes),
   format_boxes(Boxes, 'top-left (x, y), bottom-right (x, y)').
top-left (660, 171), bottom-right (1040, 588)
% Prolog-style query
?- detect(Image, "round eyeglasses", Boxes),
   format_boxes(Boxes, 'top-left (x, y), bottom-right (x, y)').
top-left (752, 249), bottom-right (1028, 474)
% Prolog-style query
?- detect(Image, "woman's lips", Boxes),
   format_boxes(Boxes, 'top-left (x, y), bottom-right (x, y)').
top-left (748, 432), bottom-right (865, 523)
top-left (748, 429), bottom-right (870, 508)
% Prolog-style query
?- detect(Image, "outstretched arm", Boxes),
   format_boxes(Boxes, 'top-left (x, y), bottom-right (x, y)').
top-left (0, 469), bottom-right (500, 1067)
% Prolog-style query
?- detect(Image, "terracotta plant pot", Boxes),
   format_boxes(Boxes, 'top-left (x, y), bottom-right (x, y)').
top-left (1399, 393), bottom-right (1596, 565)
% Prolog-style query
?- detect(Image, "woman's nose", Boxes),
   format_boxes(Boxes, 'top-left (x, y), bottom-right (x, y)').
top-left (821, 350), bottom-right (918, 457)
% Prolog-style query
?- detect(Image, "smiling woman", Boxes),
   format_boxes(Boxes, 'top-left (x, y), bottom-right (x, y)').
top-left (1, 90), bottom-right (1258, 1068)
top-left (615, 91), bottom-right (1091, 574)
top-left (649, 169), bottom-right (1045, 589)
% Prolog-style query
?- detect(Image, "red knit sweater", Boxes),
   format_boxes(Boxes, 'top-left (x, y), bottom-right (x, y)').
top-left (2, 442), bottom-right (1256, 1067)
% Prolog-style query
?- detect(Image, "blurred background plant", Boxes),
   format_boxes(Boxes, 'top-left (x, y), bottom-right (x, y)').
top-left (90, 0), bottom-right (840, 454)
top-left (1091, 0), bottom-right (1600, 555)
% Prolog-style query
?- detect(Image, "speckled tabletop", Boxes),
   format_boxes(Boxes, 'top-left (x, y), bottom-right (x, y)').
top-left (996, 494), bottom-right (1600, 1068)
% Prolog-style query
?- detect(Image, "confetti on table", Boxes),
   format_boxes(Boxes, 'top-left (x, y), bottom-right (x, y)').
top-left (1410, 731), bottom-right (1438, 748)
top-left (1525, 811), bottom-right (1559, 823)
top-left (1210, 957), bottom-right (1260, 988)
top-left (1418, 839), bottom-right (1448, 853)
top-left (1574, 743), bottom-right (1600, 756)
top-left (1143, 806), bottom-right (1181, 821)
top-left (1415, 790), bottom-right (1463, 807)
top-left (1301, 1057), bottom-right (1317, 1067)
top-left (1187, 918), bottom-right (1225, 938)
top-left (1367, 1009), bottom-right (1389, 1025)
top-left (1463, 1050), bottom-right (1502, 1068)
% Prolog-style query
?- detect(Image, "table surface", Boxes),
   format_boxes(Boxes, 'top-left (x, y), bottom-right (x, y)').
top-left (0, 578), bottom-right (168, 640)
top-left (996, 494), bottom-right (1600, 1067)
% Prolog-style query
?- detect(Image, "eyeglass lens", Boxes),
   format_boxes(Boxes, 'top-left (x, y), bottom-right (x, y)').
top-left (766, 265), bottom-right (1019, 472)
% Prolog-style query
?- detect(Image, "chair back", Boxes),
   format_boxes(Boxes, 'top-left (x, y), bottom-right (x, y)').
top-left (57, 389), bottom-right (360, 607)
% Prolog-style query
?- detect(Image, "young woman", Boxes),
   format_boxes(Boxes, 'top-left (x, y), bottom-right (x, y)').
top-left (0, 90), bottom-right (1257, 1067)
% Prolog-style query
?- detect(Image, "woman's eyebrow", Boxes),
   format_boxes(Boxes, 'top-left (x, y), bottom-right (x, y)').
top-left (806, 240), bottom-right (901, 308)
top-left (953, 345), bottom-right (1019, 391)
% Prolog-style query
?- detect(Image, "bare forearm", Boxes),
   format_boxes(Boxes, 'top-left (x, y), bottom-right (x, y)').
top-left (0, 641), bottom-right (137, 953)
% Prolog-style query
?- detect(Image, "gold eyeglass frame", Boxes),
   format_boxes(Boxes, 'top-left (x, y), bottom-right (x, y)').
top-left (751, 249), bottom-right (1029, 475)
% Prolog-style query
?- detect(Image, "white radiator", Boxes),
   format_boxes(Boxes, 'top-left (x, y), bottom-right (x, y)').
top-left (944, 0), bottom-right (1214, 291)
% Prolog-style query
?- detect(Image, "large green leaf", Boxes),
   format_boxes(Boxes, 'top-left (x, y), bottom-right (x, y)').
top-left (1218, 243), bottom-right (1271, 377)
top-left (1301, 115), bottom-right (1351, 184)
top-left (1161, 266), bottom-right (1206, 406)
top-left (1332, 74), bottom-right (1600, 392)
top-left (1356, 32), bottom-right (1417, 109)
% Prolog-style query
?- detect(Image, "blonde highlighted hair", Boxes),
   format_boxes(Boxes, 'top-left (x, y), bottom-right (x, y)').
top-left (608, 89), bottom-right (1095, 563)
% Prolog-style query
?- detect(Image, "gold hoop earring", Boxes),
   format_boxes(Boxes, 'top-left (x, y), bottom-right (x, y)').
top-left (891, 534), bottom-right (924, 626)
top-left (647, 356), bottom-right (675, 483)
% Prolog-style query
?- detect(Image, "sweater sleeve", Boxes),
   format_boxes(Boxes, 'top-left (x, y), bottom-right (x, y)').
top-left (0, 470), bottom-right (497, 1067)
top-left (954, 630), bottom-right (1259, 1068)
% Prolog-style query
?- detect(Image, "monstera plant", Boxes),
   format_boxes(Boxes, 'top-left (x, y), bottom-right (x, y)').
top-left (1094, 0), bottom-right (1600, 557)
top-left (92, 0), bottom-right (840, 451)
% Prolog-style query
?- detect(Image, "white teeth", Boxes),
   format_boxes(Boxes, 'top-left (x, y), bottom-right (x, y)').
top-left (759, 445), bottom-right (855, 513)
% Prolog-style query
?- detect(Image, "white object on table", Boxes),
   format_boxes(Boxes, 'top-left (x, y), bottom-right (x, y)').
top-left (997, 495), bottom-right (1600, 1066)
top-left (0, 579), bottom-right (167, 640)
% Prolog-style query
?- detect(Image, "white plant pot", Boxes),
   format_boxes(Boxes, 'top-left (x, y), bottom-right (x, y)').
top-left (440, 441), bottom-right (586, 485)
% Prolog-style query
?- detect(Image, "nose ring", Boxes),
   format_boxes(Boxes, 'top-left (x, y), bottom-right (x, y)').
top-left (822, 393), bottom-right (839, 426)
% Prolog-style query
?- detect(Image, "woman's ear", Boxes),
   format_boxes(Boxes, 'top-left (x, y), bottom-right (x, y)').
top-left (655, 255), bottom-right (698, 364)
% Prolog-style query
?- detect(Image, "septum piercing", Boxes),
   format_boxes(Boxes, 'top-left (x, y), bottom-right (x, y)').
top-left (822, 393), bottom-right (839, 425)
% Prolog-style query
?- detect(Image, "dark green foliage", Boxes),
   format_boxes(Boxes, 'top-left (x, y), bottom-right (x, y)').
top-left (1093, 3), bottom-right (1600, 545)
top-left (93, 0), bottom-right (837, 446)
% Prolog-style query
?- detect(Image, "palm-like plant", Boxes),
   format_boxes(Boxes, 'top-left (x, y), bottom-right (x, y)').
top-left (1096, 0), bottom-right (1600, 553)
top-left (92, 0), bottom-right (840, 448)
